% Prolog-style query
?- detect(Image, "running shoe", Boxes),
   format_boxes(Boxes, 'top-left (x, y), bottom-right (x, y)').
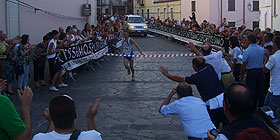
top-left (49, 86), bottom-right (59, 92)
top-left (58, 83), bottom-right (68, 88)
top-left (132, 75), bottom-right (135, 81)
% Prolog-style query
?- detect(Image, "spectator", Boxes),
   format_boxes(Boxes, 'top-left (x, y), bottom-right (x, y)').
top-left (235, 128), bottom-right (274, 140)
top-left (82, 23), bottom-right (92, 38)
top-left (207, 82), bottom-right (273, 140)
top-left (32, 95), bottom-right (102, 140)
top-left (0, 31), bottom-right (9, 80)
top-left (15, 35), bottom-right (35, 91)
top-left (160, 57), bottom-right (226, 128)
top-left (32, 35), bottom-right (49, 88)
top-left (159, 83), bottom-right (216, 139)
top-left (240, 34), bottom-right (265, 110)
top-left (229, 36), bottom-right (242, 81)
top-left (0, 79), bottom-right (33, 140)
top-left (58, 27), bottom-right (64, 35)
top-left (223, 18), bottom-right (229, 26)
top-left (264, 36), bottom-right (280, 111)
top-left (189, 12), bottom-right (196, 21)
top-left (263, 32), bottom-right (274, 95)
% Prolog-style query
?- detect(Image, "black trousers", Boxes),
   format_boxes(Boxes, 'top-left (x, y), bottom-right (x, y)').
top-left (207, 107), bottom-right (227, 128)
top-left (264, 72), bottom-right (270, 95)
top-left (48, 58), bottom-right (56, 80)
top-left (233, 64), bottom-right (241, 81)
top-left (245, 68), bottom-right (265, 110)
top-left (33, 59), bottom-right (46, 81)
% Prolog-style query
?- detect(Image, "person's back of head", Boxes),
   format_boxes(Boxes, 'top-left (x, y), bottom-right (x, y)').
top-left (247, 34), bottom-right (257, 44)
top-left (49, 95), bottom-right (77, 130)
top-left (224, 82), bottom-right (252, 117)
top-left (176, 83), bottom-right (193, 98)
top-left (192, 56), bottom-right (206, 72)
top-left (235, 128), bottom-right (273, 140)
top-left (265, 32), bottom-right (274, 42)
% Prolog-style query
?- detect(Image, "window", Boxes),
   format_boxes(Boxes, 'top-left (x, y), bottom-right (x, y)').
top-left (157, 8), bottom-right (160, 19)
top-left (252, 21), bottom-right (259, 29)
top-left (164, 8), bottom-right (166, 19)
top-left (170, 8), bottom-right (174, 19)
top-left (228, 22), bottom-right (236, 27)
top-left (191, 1), bottom-right (196, 12)
top-left (252, 0), bottom-right (259, 11)
top-left (141, 9), bottom-right (144, 17)
top-left (228, 0), bottom-right (235, 11)
top-left (147, 9), bottom-right (150, 18)
top-left (137, 10), bottom-right (139, 15)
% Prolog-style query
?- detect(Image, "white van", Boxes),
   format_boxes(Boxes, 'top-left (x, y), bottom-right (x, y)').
top-left (123, 15), bottom-right (148, 36)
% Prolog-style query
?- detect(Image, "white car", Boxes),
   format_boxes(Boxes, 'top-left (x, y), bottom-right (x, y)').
top-left (124, 15), bottom-right (148, 37)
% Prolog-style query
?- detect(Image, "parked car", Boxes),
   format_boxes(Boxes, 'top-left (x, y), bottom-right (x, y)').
top-left (123, 15), bottom-right (148, 37)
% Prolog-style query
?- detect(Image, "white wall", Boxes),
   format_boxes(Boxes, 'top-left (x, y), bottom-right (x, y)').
top-left (259, 0), bottom-right (272, 30)
top-left (273, 0), bottom-right (280, 31)
top-left (0, 0), bottom-right (6, 32)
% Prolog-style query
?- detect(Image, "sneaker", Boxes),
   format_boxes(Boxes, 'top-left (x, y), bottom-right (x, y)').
top-left (127, 68), bottom-right (131, 75)
top-left (58, 83), bottom-right (68, 88)
top-left (49, 86), bottom-right (59, 92)
top-left (132, 75), bottom-right (135, 81)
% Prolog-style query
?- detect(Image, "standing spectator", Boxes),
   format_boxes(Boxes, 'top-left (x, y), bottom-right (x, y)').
top-left (223, 18), bottom-right (229, 26)
top-left (207, 82), bottom-right (273, 140)
top-left (82, 23), bottom-right (92, 38)
top-left (160, 57), bottom-right (226, 128)
top-left (0, 79), bottom-right (33, 140)
top-left (159, 83), bottom-right (216, 139)
top-left (0, 31), bottom-right (9, 79)
top-left (15, 35), bottom-right (34, 91)
top-left (32, 95), bottom-right (102, 140)
top-left (189, 12), bottom-right (196, 21)
top-left (263, 33), bottom-right (274, 95)
top-left (229, 36), bottom-right (242, 81)
top-left (33, 35), bottom-right (49, 88)
top-left (264, 36), bottom-right (280, 111)
top-left (58, 27), bottom-right (64, 35)
top-left (240, 34), bottom-right (265, 110)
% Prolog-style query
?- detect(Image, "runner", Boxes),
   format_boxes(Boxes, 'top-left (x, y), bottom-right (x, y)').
top-left (122, 32), bottom-right (143, 81)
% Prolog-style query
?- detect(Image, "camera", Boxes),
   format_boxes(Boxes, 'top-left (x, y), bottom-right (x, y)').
top-left (259, 106), bottom-right (280, 131)
top-left (210, 128), bottom-right (219, 138)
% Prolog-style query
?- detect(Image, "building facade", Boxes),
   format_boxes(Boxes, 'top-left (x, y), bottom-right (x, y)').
top-left (134, 0), bottom-right (181, 21)
top-left (97, 0), bottom-right (134, 15)
top-left (181, 0), bottom-right (260, 29)
top-left (259, 0), bottom-right (279, 31)
top-left (1, 0), bottom-right (97, 44)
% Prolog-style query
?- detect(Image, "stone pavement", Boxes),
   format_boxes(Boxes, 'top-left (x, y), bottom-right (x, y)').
top-left (11, 35), bottom-right (201, 140)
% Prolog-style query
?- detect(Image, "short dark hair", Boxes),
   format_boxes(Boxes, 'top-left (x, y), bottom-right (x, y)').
top-left (192, 57), bottom-right (206, 70)
top-left (247, 34), bottom-right (257, 43)
top-left (52, 30), bottom-right (59, 36)
top-left (47, 32), bottom-right (54, 39)
top-left (238, 27), bottom-right (243, 31)
top-left (176, 83), bottom-right (193, 98)
top-left (43, 35), bottom-right (50, 42)
top-left (229, 36), bottom-right (240, 48)
top-left (59, 33), bottom-right (66, 40)
top-left (21, 34), bottom-right (29, 45)
top-left (49, 95), bottom-right (76, 130)
top-left (224, 82), bottom-right (252, 116)
top-left (274, 36), bottom-right (280, 49)
top-left (201, 43), bottom-right (212, 56)
top-left (265, 33), bottom-right (274, 41)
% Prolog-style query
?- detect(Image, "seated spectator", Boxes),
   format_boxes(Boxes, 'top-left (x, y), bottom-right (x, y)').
top-left (0, 79), bottom-right (33, 140)
top-left (207, 82), bottom-right (273, 140)
top-left (235, 128), bottom-right (273, 140)
top-left (159, 83), bottom-right (216, 139)
top-left (32, 95), bottom-right (102, 140)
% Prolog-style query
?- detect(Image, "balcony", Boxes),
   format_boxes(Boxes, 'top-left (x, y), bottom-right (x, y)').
top-left (153, 0), bottom-right (179, 3)
top-left (137, 0), bottom-right (144, 5)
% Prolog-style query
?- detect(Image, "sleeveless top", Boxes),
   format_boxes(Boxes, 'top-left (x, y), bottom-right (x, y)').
top-left (123, 38), bottom-right (133, 55)
top-left (47, 39), bottom-right (57, 59)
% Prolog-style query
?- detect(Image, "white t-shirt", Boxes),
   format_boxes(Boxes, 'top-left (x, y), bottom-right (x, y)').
top-left (47, 39), bottom-right (57, 59)
top-left (265, 50), bottom-right (280, 95)
top-left (161, 96), bottom-right (216, 138)
top-left (32, 130), bottom-right (102, 140)
top-left (231, 47), bottom-right (242, 64)
top-left (204, 51), bottom-right (223, 80)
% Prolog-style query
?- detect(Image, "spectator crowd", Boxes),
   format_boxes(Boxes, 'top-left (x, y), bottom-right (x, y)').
top-left (0, 12), bottom-right (280, 140)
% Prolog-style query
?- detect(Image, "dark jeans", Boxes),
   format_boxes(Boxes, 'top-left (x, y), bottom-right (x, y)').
top-left (265, 91), bottom-right (280, 111)
top-left (264, 72), bottom-right (270, 95)
top-left (33, 59), bottom-right (46, 81)
top-left (245, 68), bottom-right (265, 110)
top-left (207, 107), bottom-right (227, 128)
top-left (48, 58), bottom-right (56, 80)
top-left (233, 64), bottom-right (241, 81)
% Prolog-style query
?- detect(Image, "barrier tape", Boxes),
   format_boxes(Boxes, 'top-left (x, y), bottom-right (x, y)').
top-left (66, 50), bottom-right (196, 58)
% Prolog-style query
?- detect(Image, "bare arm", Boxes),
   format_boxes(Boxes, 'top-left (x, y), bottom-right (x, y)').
top-left (263, 49), bottom-right (270, 73)
top-left (130, 39), bottom-right (143, 55)
top-left (188, 42), bottom-right (202, 56)
top-left (159, 88), bottom-right (176, 113)
top-left (87, 99), bottom-right (100, 131)
top-left (38, 48), bottom-right (47, 56)
top-left (212, 45), bottom-right (231, 57)
top-left (240, 62), bottom-right (248, 81)
top-left (160, 66), bottom-right (185, 82)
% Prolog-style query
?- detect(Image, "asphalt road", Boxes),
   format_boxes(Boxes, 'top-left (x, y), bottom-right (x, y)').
top-left (12, 34), bottom-right (200, 140)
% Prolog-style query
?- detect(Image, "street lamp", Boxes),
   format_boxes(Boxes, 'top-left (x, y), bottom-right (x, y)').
top-left (247, 2), bottom-right (252, 12)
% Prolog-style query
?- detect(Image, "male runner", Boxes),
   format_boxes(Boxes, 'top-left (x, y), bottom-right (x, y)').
top-left (123, 32), bottom-right (143, 81)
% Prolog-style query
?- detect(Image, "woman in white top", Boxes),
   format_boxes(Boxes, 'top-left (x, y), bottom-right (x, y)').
top-left (229, 36), bottom-right (242, 81)
top-left (47, 30), bottom-right (67, 92)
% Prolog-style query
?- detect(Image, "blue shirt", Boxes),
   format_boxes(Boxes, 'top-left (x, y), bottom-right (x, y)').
top-left (242, 43), bottom-right (265, 69)
top-left (161, 96), bottom-right (216, 138)
top-left (185, 64), bottom-right (224, 102)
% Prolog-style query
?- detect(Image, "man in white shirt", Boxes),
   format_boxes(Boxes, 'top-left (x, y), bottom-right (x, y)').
top-left (159, 83), bottom-right (216, 139)
top-left (264, 36), bottom-right (280, 110)
top-left (32, 95), bottom-right (102, 140)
